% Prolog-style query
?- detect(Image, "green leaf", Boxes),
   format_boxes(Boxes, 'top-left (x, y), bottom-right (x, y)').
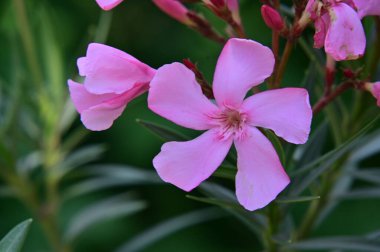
top-left (212, 164), bottom-right (236, 180)
top-left (294, 121), bottom-right (328, 170)
top-left (57, 145), bottom-right (106, 178)
top-left (336, 188), bottom-right (380, 200)
top-left (136, 119), bottom-right (189, 142)
top-left (276, 196), bottom-right (320, 204)
top-left (289, 116), bottom-right (380, 196)
top-left (64, 194), bottom-right (146, 242)
top-left (286, 237), bottom-right (380, 251)
top-left (0, 219), bottom-right (33, 252)
top-left (63, 165), bottom-right (161, 200)
top-left (186, 195), bottom-right (243, 210)
top-left (352, 169), bottom-right (380, 185)
top-left (115, 208), bottom-right (225, 252)
top-left (262, 129), bottom-right (286, 165)
top-left (199, 183), bottom-right (265, 235)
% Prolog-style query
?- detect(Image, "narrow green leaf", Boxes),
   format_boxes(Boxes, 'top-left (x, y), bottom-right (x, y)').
top-left (352, 169), bottom-right (380, 185)
top-left (63, 165), bottom-right (161, 200)
top-left (289, 116), bottom-right (379, 196)
top-left (336, 188), bottom-right (380, 200)
top-left (136, 119), bottom-right (189, 142)
top-left (115, 208), bottom-right (225, 252)
top-left (57, 145), bottom-right (106, 178)
top-left (291, 116), bottom-right (379, 177)
top-left (212, 164), bottom-right (236, 180)
top-left (199, 183), bottom-right (265, 235)
top-left (186, 195), bottom-right (243, 210)
top-left (276, 196), bottom-right (320, 204)
top-left (286, 237), bottom-right (380, 251)
top-left (294, 121), bottom-right (328, 170)
top-left (263, 129), bottom-right (286, 165)
top-left (0, 219), bottom-right (33, 252)
top-left (64, 194), bottom-right (146, 242)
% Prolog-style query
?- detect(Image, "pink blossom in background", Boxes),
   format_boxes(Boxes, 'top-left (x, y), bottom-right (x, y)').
top-left (148, 38), bottom-right (312, 211)
top-left (305, 0), bottom-right (366, 61)
top-left (95, 0), bottom-right (123, 11)
top-left (152, 0), bottom-right (192, 24)
top-left (68, 43), bottom-right (156, 131)
top-left (353, 0), bottom-right (380, 19)
top-left (370, 82), bottom-right (380, 107)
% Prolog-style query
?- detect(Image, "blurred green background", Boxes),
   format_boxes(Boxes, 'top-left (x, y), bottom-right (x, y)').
top-left (1, 0), bottom-right (380, 251)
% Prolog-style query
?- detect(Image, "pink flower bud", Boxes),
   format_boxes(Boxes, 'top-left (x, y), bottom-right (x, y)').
top-left (152, 0), bottom-right (192, 25)
top-left (261, 5), bottom-right (285, 32)
top-left (95, 0), bottom-right (123, 11)
top-left (226, 0), bottom-right (241, 24)
top-left (367, 82), bottom-right (380, 107)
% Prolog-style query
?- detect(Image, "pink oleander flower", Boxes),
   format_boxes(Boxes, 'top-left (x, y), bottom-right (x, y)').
top-left (148, 38), bottom-right (312, 211)
top-left (96, 0), bottom-right (123, 11)
top-left (368, 82), bottom-right (380, 107)
top-left (68, 43), bottom-right (156, 131)
top-left (353, 0), bottom-right (380, 19)
top-left (305, 0), bottom-right (366, 61)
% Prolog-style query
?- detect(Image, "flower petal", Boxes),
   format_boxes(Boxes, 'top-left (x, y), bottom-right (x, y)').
top-left (81, 103), bottom-right (126, 131)
top-left (153, 129), bottom-right (233, 191)
top-left (313, 13), bottom-right (330, 48)
top-left (78, 43), bottom-right (155, 94)
top-left (354, 0), bottom-right (380, 19)
top-left (95, 0), bottom-right (124, 11)
top-left (235, 127), bottom-right (290, 211)
top-left (325, 3), bottom-right (366, 61)
top-left (212, 38), bottom-right (275, 107)
top-left (241, 88), bottom-right (312, 144)
top-left (148, 62), bottom-right (220, 130)
top-left (68, 80), bottom-right (148, 131)
top-left (68, 80), bottom-right (117, 113)
top-left (372, 82), bottom-right (380, 107)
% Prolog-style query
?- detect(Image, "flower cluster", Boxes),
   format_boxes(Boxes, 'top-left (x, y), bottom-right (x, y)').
top-left (68, 0), bottom-right (380, 211)
top-left (301, 0), bottom-right (380, 61)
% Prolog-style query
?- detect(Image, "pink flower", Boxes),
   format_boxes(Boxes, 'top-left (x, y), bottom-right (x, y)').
top-left (152, 0), bottom-right (192, 24)
top-left (305, 0), bottom-right (366, 61)
top-left (148, 38), bottom-right (312, 211)
top-left (68, 43), bottom-right (156, 131)
top-left (95, 0), bottom-right (123, 11)
top-left (368, 82), bottom-right (380, 107)
top-left (353, 0), bottom-right (380, 19)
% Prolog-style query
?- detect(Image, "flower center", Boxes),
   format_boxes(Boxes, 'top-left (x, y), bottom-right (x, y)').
top-left (213, 108), bottom-right (248, 140)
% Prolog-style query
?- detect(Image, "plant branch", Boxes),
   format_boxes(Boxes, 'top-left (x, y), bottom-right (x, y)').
top-left (312, 81), bottom-right (357, 114)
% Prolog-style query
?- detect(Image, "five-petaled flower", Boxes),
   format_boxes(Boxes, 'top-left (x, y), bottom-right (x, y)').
top-left (148, 38), bottom-right (313, 211)
top-left (304, 0), bottom-right (366, 61)
top-left (68, 43), bottom-right (156, 131)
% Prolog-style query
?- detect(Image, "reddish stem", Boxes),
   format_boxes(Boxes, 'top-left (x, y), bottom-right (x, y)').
top-left (312, 81), bottom-right (355, 114)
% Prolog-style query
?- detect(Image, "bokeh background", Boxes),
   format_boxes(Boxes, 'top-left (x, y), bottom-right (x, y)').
top-left (0, 0), bottom-right (379, 251)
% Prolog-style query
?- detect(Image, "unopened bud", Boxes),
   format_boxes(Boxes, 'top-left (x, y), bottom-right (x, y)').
top-left (152, 0), bottom-right (193, 25)
top-left (342, 69), bottom-right (355, 79)
top-left (261, 5), bottom-right (285, 32)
